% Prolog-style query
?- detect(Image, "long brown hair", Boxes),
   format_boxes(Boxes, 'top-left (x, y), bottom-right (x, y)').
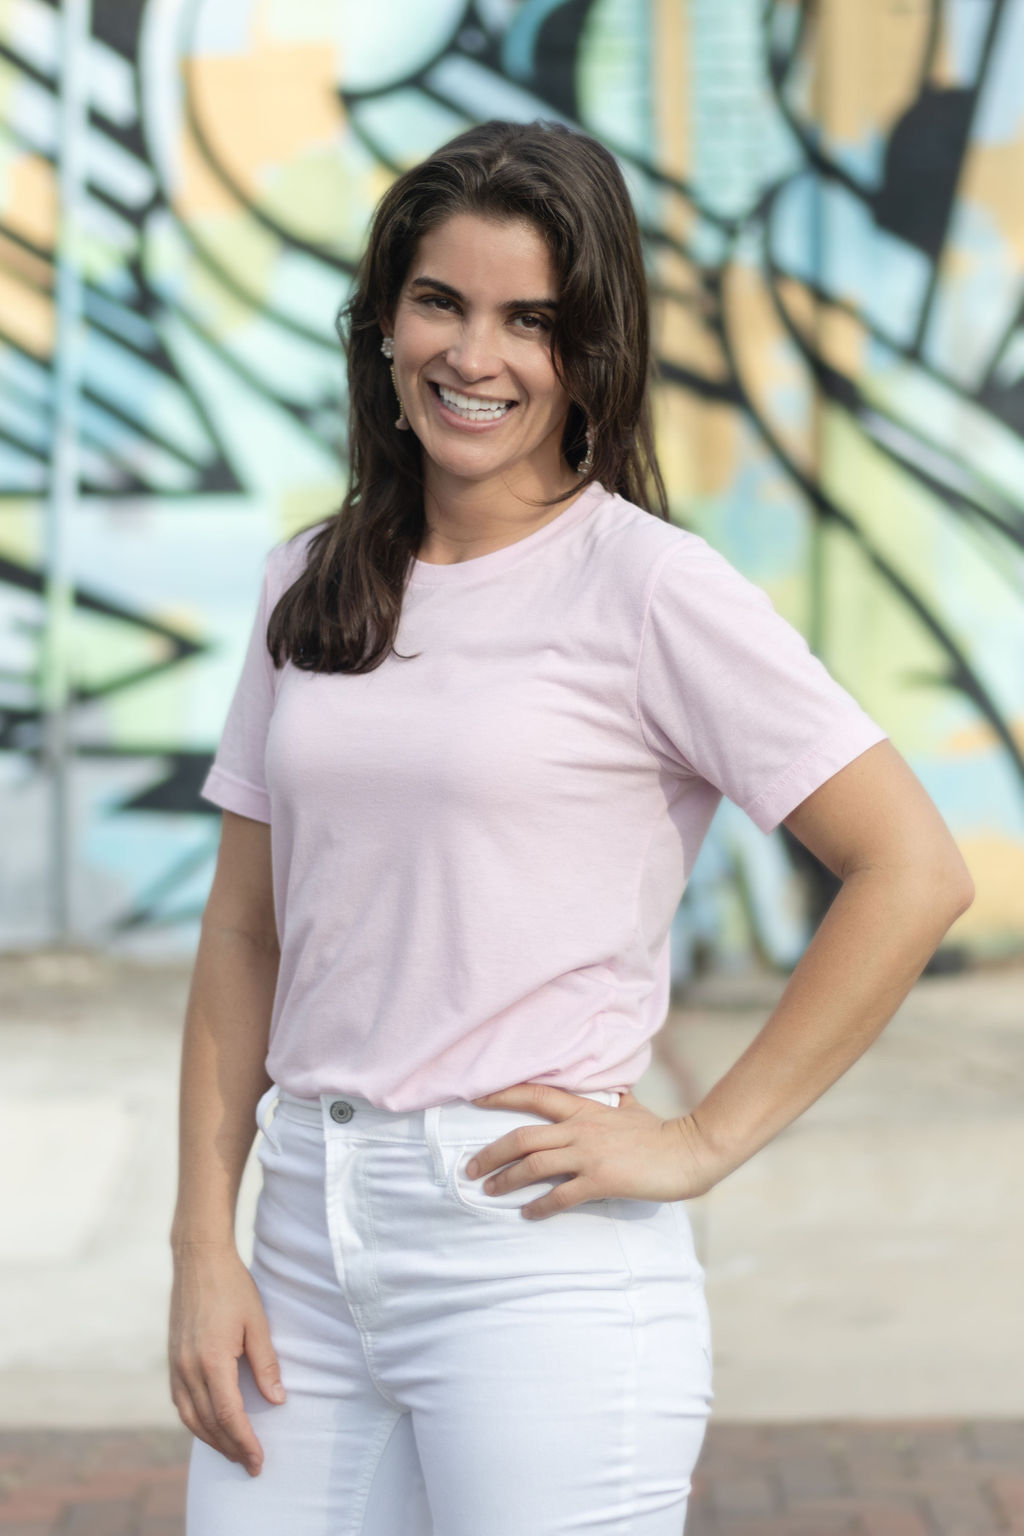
top-left (268, 118), bottom-right (669, 675)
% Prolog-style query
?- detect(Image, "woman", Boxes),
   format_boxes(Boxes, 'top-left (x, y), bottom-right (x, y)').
top-left (171, 119), bottom-right (974, 1534)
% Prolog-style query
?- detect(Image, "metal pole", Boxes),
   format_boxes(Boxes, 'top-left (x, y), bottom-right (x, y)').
top-left (42, 0), bottom-right (93, 945)
top-left (809, 1), bottom-right (825, 660)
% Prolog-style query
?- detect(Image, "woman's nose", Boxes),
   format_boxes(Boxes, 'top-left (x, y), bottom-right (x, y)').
top-left (445, 321), bottom-right (502, 380)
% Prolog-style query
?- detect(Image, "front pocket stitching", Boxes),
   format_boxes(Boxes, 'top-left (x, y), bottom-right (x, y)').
top-left (445, 1142), bottom-right (610, 1222)
top-left (445, 1142), bottom-right (529, 1222)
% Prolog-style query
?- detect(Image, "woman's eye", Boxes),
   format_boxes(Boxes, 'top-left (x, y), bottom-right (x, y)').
top-left (414, 297), bottom-right (549, 332)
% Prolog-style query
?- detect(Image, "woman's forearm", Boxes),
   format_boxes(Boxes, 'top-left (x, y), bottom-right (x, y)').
top-left (676, 864), bottom-right (973, 1186)
top-left (170, 921), bottom-right (279, 1253)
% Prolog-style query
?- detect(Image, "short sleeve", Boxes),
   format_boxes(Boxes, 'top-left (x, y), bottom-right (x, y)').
top-left (199, 547), bottom-right (279, 823)
top-left (635, 539), bottom-right (889, 834)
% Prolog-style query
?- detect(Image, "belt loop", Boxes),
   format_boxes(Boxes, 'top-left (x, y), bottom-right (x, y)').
top-left (255, 1082), bottom-right (282, 1154)
top-left (423, 1103), bottom-right (448, 1186)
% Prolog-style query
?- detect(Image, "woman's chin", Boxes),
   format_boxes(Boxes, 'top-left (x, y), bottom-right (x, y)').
top-left (420, 441), bottom-right (522, 484)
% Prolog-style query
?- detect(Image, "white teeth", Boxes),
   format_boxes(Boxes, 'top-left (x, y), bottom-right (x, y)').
top-left (437, 384), bottom-right (514, 420)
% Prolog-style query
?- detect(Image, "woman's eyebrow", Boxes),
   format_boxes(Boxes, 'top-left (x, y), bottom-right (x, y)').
top-left (408, 276), bottom-right (557, 311)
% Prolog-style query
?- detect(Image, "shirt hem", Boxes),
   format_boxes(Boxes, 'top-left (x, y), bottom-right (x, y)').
top-left (746, 721), bottom-right (889, 835)
top-left (200, 764), bottom-right (272, 824)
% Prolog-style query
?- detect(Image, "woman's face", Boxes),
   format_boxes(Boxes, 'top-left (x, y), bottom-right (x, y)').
top-left (386, 213), bottom-right (575, 497)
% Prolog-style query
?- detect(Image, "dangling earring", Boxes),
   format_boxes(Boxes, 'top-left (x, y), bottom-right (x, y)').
top-left (576, 422), bottom-right (594, 475)
top-left (380, 335), bottom-right (410, 430)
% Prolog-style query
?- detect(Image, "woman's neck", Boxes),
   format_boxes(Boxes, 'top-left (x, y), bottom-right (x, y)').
top-left (417, 464), bottom-right (584, 566)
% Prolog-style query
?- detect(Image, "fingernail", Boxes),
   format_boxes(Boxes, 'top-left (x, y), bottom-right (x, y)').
top-left (270, 1384), bottom-right (286, 1403)
top-left (247, 1459), bottom-right (261, 1476)
top-left (466, 1158), bottom-right (478, 1177)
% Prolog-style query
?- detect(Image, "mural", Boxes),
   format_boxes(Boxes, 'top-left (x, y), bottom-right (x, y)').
top-left (0, 0), bottom-right (1020, 969)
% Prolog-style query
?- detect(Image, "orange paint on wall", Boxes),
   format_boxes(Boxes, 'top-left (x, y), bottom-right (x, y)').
top-left (653, 0), bottom-right (689, 185)
top-left (654, 388), bottom-right (739, 504)
top-left (944, 717), bottom-right (1024, 757)
top-left (6, 153), bottom-right (56, 249)
top-left (957, 138), bottom-right (1024, 263)
top-left (0, 230), bottom-right (51, 291)
top-left (814, 0), bottom-right (934, 143)
top-left (0, 268), bottom-right (53, 355)
top-left (951, 836), bottom-right (1024, 934)
top-left (652, 284), bottom-right (728, 385)
top-left (723, 262), bottom-right (815, 478)
top-left (777, 276), bottom-right (868, 380)
top-left (177, 28), bottom-right (341, 220)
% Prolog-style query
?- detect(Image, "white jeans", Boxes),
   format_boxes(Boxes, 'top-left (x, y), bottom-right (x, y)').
top-left (186, 1084), bottom-right (714, 1535)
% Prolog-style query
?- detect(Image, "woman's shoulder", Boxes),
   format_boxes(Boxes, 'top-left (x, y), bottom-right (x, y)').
top-left (584, 490), bottom-right (787, 639)
top-left (586, 487), bottom-right (709, 582)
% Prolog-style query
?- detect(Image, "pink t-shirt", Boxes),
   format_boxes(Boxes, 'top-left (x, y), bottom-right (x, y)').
top-left (200, 481), bottom-right (887, 1109)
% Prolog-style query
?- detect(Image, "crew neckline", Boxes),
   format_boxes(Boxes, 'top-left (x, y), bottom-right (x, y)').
top-left (407, 480), bottom-right (607, 585)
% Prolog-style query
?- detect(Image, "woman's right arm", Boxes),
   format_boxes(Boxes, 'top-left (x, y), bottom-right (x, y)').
top-left (168, 808), bottom-right (285, 1478)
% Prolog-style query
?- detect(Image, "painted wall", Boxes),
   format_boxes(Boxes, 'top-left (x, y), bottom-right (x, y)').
top-left (0, 0), bottom-right (1019, 969)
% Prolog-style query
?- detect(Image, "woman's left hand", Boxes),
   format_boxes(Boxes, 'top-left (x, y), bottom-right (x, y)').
top-left (466, 1082), bottom-right (712, 1219)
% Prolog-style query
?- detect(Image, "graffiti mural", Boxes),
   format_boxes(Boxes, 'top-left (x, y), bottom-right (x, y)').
top-left (0, 0), bottom-right (1020, 965)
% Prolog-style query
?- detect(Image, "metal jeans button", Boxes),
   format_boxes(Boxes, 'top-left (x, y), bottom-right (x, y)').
top-left (329, 1099), bottom-right (354, 1124)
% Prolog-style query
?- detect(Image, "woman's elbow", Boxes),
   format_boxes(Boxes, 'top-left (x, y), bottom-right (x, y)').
top-left (907, 847), bottom-right (975, 919)
top-left (846, 844), bottom-right (975, 919)
top-left (948, 864), bottom-right (975, 917)
top-left (929, 831), bottom-right (975, 917)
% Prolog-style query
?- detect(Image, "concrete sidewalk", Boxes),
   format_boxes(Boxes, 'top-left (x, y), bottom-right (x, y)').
top-left (0, 950), bottom-right (1022, 1427)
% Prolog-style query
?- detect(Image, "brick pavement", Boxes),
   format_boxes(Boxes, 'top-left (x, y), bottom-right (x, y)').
top-left (1, 1422), bottom-right (1022, 1534)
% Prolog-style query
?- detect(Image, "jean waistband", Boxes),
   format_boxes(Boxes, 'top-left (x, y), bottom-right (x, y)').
top-left (264, 1085), bottom-right (622, 1145)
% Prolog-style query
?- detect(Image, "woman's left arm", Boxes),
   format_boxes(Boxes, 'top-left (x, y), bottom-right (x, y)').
top-left (467, 739), bottom-right (974, 1214)
top-left (674, 737), bottom-right (975, 1191)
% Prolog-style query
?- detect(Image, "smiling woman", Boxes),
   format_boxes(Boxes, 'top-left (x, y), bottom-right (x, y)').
top-left (257, 117), bottom-right (665, 674)
top-left (384, 212), bottom-right (582, 560)
top-left (173, 119), bottom-right (972, 1536)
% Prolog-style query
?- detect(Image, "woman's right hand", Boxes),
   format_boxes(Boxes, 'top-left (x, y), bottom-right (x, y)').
top-left (169, 1242), bottom-right (286, 1476)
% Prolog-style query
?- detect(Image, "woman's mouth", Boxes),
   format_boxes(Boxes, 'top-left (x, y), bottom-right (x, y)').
top-left (430, 381), bottom-right (517, 425)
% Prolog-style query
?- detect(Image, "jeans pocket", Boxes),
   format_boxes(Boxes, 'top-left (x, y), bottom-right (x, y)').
top-left (445, 1140), bottom-right (604, 1223)
top-left (255, 1083), bottom-right (283, 1158)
